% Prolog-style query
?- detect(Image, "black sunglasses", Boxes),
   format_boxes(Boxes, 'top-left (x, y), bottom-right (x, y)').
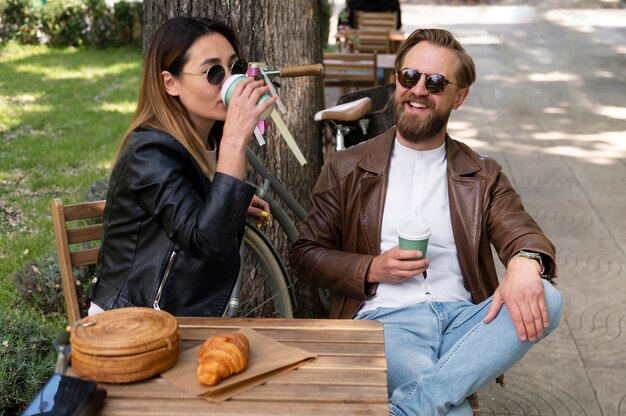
top-left (180, 58), bottom-right (248, 85)
top-left (396, 68), bottom-right (463, 94)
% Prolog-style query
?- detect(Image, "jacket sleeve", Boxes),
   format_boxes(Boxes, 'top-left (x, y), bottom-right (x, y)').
top-left (484, 160), bottom-right (558, 278)
top-left (289, 161), bottom-right (376, 300)
top-left (123, 137), bottom-right (254, 261)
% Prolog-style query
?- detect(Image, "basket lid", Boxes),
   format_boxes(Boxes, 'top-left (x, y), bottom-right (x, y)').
top-left (70, 307), bottom-right (179, 356)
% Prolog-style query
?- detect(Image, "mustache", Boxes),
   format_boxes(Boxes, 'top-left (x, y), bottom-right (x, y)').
top-left (396, 93), bottom-right (431, 107)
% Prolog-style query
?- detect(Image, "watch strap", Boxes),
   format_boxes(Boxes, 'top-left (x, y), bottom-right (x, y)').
top-left (513, 250), bottom-right (547, 277)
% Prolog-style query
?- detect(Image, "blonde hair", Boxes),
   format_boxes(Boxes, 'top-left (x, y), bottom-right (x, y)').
top-left (395, 28), bottom-right (476, 88)
top-left (116, 17), bottom-right (241, 176)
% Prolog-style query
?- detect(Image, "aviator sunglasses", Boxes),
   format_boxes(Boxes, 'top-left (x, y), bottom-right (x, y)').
top-left (396, 68), bottom-right (464, 94)
top-left (180, 58), bottom-right (248, 85)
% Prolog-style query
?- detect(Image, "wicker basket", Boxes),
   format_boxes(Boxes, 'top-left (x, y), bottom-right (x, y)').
top-left (70, 307), bottom-right (180, 383)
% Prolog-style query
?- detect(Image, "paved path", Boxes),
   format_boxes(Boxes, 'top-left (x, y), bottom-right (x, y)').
top-left (411, 5), bottom-right (626, 415)
top-left (329, 2), bottom-right (626, 414)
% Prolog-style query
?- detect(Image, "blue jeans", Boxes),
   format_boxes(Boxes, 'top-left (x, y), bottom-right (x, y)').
top-left (355, 280), bottom-right (563, 416)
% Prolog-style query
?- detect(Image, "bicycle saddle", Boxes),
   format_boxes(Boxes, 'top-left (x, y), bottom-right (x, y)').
top-left (314, 97), bottom-right (372, 122)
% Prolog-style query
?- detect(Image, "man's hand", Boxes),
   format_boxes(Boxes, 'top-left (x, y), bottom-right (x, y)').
top-left (366, 245), bottom-right (429, 284)
top-left (483, 256), bottom-right (548, 341)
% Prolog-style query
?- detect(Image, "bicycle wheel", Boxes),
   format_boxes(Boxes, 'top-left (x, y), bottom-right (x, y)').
top-left (237, 224), bottom-right (294, 318)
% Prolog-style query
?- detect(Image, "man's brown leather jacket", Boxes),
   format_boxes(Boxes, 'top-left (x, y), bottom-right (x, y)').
top-left (290, 128), bottom-right (557, 319)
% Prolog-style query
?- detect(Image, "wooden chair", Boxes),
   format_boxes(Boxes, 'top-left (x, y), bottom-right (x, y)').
top-left (50, 198), bottom-right (105, 324)
top-left (356, 11), bottom-right (397, 31)
top-left (355, 29), bottom-right (391, 54)
top-left (323, 52), bottom-right (378, 92)
top-left (469, 393), bottom-right (480, 415)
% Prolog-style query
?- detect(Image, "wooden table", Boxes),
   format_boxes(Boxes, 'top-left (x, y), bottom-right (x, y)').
top-left (387, 30), bottom-right (405, 54)
top-left (378, 54), bottom-right (397, 84)
top-left (97, 318), bottom-right (389, 415)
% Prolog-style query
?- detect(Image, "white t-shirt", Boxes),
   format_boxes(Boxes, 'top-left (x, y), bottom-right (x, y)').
top-left (359, 139), bottom-right (472, 313)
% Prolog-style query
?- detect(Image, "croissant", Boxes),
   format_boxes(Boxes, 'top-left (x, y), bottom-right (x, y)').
top-left (197, 332), bottom-right (250, 386)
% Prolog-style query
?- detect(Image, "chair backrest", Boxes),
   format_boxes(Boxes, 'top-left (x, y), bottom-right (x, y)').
top-left (356, 11), bottom-right (397, 31)
top-left (323, 52), bottom-right (378, 90)
top-left (50, 198), bottom-right (105, 324)
top-left (355, 29), bottom-right (391, 54)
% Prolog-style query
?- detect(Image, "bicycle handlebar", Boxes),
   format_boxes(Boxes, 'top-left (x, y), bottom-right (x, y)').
top-left (279, 63), bottom-right (323, 78)
top-left (262, 63), bottom-right (323, 80)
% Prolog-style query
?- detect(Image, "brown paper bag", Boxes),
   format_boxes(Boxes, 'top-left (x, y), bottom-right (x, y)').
top-left (161, 327), bottom-right (316, 402)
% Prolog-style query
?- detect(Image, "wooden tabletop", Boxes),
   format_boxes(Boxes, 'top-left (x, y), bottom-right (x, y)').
top-left (97, 318), bottom-right (389, 415)
top-left (377, 54), bottom-right (396, 70)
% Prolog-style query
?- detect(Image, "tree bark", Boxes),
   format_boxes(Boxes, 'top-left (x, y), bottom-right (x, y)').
top-left (143, 0), bottom-right (326, 318)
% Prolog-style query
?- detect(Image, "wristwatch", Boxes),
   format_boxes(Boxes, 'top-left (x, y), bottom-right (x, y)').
top-left (513, 250), bottom-right (547, 277)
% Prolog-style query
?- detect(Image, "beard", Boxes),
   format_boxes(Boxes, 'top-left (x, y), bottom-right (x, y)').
top-left (394, 94), bottom-right (452, 144)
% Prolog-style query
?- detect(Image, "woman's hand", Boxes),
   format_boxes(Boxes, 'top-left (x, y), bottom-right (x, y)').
top-left (247, 195), bottom-right (271, 229)
top-left (217, 77), bottom-right (277, 180)
top-left (222, 77), bottom-right (276, 145)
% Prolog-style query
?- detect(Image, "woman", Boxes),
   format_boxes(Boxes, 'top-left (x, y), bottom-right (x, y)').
top-left (89, 16), bottom-right (275, 316)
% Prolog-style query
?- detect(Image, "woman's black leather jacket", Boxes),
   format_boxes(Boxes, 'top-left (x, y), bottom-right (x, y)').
top-left (90, 126), bottom-right (255, 316)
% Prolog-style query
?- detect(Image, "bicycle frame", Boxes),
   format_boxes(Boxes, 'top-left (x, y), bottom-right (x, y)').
top-left (246, 148), bottom-right (307, 241)
top-left (223, 223), bottom-right (293, 318)
top-left (222, 62), bottom-right (323, 318)
top-left (248, 147), bottom-right (334, 313)
top-left (222, 150), bottom-right (303, 318)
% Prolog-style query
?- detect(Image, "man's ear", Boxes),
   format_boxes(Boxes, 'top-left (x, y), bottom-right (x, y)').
top-left (453, 87), bottom-right (470, 110)
top-left (162, 71), bottom-right (180, 97)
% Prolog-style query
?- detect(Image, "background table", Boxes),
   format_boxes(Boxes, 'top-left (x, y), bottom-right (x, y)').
top-left (97, 318), bottom-right (389, 415)
top-left (378, 53), bottom-right (397, 84)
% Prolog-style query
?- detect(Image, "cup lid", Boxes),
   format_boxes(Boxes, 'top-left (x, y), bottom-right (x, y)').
top-left (398, 219), bottom-right (431, 240)
top-left (220, 74), bottom-right (247, 105)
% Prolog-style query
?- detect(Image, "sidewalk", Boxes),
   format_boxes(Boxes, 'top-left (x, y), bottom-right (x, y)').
top-left (400, 0), bottom-right (623, 7)
top-left (328, 2), bottom-right (626, 414)
top-left (403, 4), bottom-right (626, 415)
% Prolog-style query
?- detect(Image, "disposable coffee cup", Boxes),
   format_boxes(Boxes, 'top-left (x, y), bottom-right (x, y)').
top-left (398, 219), bottom-right (431, 260)
top-left (220, 74), bottom-right (275, 120)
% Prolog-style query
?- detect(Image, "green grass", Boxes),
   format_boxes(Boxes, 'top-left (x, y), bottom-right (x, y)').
top-left (0, 41), bottom-right (141, 413)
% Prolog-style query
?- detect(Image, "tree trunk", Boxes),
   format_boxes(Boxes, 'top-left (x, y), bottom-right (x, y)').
top-left (143, 0), bottom-right (326, 318)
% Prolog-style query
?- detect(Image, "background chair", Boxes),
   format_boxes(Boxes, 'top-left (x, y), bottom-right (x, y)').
top-left (356, 11), bottom-right (398, 31)
top-left (323, 52), bottom-right (378, 93)
top-left (50, 198), bottom-right (105, 324)
top-left (354, 29), bottom-right (391, 54)
top-left (469, 394), bottom-right (480, 415)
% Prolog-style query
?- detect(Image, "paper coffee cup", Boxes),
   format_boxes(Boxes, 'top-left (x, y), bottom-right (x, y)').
top-left (220, 74), bottom-right (275, 120)
top-left (398, 219), bottom-right (431, 259)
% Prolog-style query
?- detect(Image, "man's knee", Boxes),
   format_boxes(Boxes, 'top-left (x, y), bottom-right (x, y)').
top-left (542, 279), bottom-right (563, 331)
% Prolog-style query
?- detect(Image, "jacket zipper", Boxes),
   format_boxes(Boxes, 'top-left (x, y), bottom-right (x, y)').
top-left (153, 249), bottom-right (178, 310)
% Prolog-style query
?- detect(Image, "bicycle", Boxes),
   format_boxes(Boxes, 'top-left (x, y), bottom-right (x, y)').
top-left (318, 83), bottom-right (395, 154)
top-left (222, 63), bottom-right (322, 319)
top-left (225, 74), bottom-right (396, 319)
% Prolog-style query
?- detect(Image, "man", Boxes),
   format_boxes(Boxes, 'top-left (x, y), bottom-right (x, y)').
top-left (290, 29), bottom-right (563, 415)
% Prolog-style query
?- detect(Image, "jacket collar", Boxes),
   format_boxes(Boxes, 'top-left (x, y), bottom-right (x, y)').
top-left (357, 127), bottom-right (483, 178)
top-left (446, 135), bottom-right (483, 177)
top-left (356, 128), bottom-right (396, 175)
